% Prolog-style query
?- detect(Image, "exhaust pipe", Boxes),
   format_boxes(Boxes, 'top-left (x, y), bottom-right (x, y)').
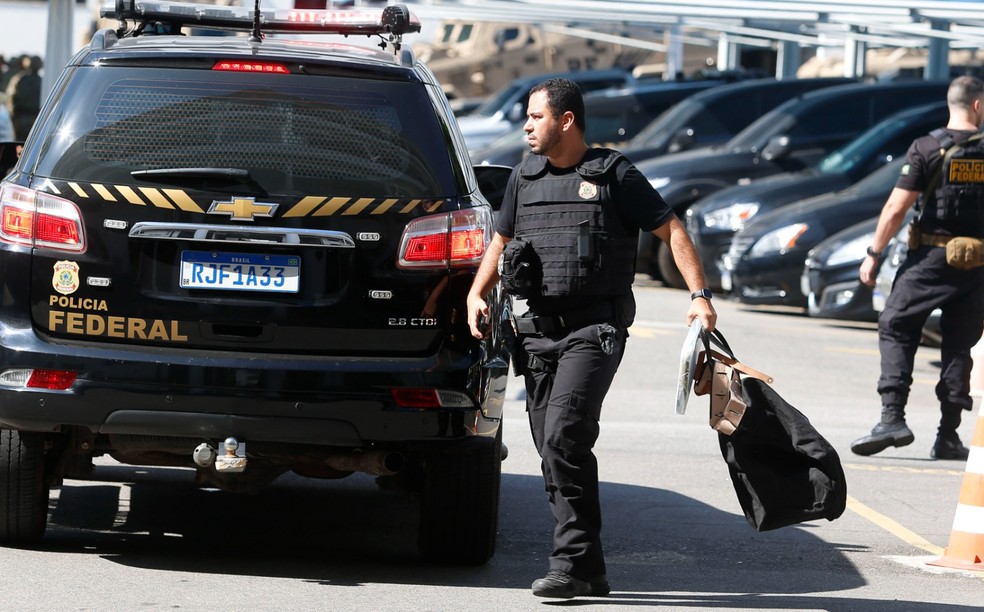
top-left (324, 450), bottom-right (406, 476)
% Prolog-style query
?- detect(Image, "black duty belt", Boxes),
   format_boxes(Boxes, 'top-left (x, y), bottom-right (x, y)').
top-left (513, 301), bottom-right (616, 336)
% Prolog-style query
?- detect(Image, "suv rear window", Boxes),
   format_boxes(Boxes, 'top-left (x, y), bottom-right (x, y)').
top-left (33, 67), bottom-right (456, 197)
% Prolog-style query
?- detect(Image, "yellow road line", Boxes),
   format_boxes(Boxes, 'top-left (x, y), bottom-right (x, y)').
top-left (844, 462), bottom-right (965, 476)
top-left (846, 494), bottom-right (944, 556)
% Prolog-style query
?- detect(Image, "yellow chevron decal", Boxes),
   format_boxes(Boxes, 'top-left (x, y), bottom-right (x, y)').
top-left (284, 196), bottom-right (326, 218)
top-left (68, 182), bottom-right (88, 198)
top-left (425, 200), bottom-right (442, 213)
top-left (92, 184), bottom-right (117, 202)
top-left (372, 198), bottom-right (399, 214)
top-left (116, 185), bottom-right (145, 205)
top-left (164, 189), bottom-right (205, 213)
top-left (400, 199), bottom-right (423, 213)
top-left (342, 198), bottom-right (375, 216)
top-left (138, 187), bottom-right (175, 209)
top-left (313, 197), bottom-right (351, 217)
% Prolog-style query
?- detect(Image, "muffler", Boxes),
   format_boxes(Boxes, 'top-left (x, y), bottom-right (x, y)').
top-left (324, 450), bottom-right (405, 476)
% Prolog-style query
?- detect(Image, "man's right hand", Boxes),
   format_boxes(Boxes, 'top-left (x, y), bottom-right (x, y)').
top-left (467, 294), bottom-right (490, 339)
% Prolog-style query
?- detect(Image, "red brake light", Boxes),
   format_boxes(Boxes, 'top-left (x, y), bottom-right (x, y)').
top-left (397, 208), bottom-right (491, 269)
top-left (213, 61), bottom-right (290, 74)
top-left (26, 369), bottom-right (78, 391)
top-left (0, 183), bottom-right (86, 252)
top-left (391, 388), bottom-right (440, 409)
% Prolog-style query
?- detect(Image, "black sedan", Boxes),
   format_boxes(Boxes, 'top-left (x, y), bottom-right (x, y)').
top-left (801, 217), bottom-right (881, 321)
top-left (722, 158), bottom-right (905, 308)
top-left (686, 101), bottom-right (947, 290)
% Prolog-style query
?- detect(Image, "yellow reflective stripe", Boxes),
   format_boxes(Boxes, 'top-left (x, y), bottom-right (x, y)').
top-left (137, 187), bottom-right (175, 209)
top-left (400, 199), bottom-right (422, 213)
top-left (162, 189), bottom-right (203, 213)
top-left (68, 183), bottom-right (87, 198)
top-left (116, 186), bottom-right (145, 205)
top-left (372, 198), bottom-right (399, 214)
top-left (283, 196), bottom-right (326, 218)
top-left (342, 198), bottom-right (375, 216)
top-left (425, 200), bottom-right (442, 213)
top-left (313, 197), bottom-right (350, 216)
top-left (92, 184), bottom-right (117, 202)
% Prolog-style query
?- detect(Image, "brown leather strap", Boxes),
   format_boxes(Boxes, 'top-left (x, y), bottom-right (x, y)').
top-left (705, 349), bottom-right (774, 384)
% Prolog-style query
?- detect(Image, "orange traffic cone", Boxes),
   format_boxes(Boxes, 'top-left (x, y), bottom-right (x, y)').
top-left (927, 401), bottom-right (984, 571)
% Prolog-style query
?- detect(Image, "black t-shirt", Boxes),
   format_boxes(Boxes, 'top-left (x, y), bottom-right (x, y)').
top-left (896, 128), bottom-right (978, 193)
top-left (494, 151), bottom-right (675, 238)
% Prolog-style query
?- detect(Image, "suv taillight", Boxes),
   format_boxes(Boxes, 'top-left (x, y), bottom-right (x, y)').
top-left (396, 207), bottom-right (490, 269)
top-left (0, 183), bottom-right (86, 252)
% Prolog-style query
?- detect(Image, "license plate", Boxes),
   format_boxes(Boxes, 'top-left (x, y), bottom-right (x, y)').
top-left (180, 251), bottom-right (300, 293)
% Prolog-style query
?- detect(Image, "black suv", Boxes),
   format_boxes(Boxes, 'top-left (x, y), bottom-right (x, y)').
top-left (0, 1), bottom-right (512, 565)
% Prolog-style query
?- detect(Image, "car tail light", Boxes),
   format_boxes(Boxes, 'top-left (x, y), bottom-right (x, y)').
top-left (397, 207), bottom-right (491, 269)
top-left (213, 61), bottom-right (290, 74)
top-left (0, 183), bottom-right (86, 252)
top-left (0, 368), bottom-right (78, 390)
top-left (390, 388), bottom-right (475, 410)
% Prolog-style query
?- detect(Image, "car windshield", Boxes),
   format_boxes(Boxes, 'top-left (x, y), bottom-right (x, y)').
top-left (470, 82), bottom-right (524, 118)
top-left (627, 98), bottom-right (701, 149)
top-left (848, 156), bottom-right (906, 194)
top-left (32, 66), bottom-right (457, 197)
top-left (816, 111), bottom-right (926, 175)
top-left (725, 107), bottom-right (796, 151)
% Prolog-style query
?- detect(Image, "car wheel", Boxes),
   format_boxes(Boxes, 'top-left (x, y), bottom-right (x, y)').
top-left (656, 241), bottom-right (687, 289)
top-left (418, 429), bottom-right (501, 565)
top-left (0, 430), bottom-right (49, 544)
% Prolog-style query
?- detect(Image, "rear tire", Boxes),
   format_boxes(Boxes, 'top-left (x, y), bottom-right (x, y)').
top-left (0, 430), bottom-right (49, 545)
top-left (418, 430), bottom-right (501, 565)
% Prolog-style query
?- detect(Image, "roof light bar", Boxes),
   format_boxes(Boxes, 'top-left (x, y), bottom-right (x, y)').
top-left (100, 0), bottom-right (421, 37)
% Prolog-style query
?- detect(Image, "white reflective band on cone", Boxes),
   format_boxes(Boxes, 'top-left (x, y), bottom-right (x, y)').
top-left (966, 445), bottom-right (984, 475)
top-left (951, 503), bottom-right (984, 534)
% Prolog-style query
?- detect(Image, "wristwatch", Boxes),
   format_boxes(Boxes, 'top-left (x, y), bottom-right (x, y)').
top-left (866, 245), bottom-right (883, 259)
top-left (691, 288), bottom-right (713, 300)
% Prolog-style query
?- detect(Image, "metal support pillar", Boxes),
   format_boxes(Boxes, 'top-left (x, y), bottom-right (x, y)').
top-left (664, 24), bottom-right (683, 80)
top-left (43, 0), bottom-right (75, 101)
top-left (843, 27), bottom-right (867, 79)
top-left (926, 19), bottom-right (951, 81)
top-left (775, 40), bottom-right (800, 80)
top-left (717, 33), bottom-right (738, 71)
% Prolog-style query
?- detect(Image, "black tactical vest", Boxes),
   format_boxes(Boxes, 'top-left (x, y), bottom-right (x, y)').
top-left (920, 128), bottom-right (984, 238)
top-left (513, 148), bottom-right (638, 300)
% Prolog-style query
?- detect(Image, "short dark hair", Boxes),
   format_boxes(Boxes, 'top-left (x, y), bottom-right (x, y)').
top-left (947, 75), bottom-right (984, 109)
top-left (530, 78), bottom-right (585, 132)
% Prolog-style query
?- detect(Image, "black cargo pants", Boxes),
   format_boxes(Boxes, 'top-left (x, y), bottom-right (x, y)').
top-left (520, 321), bottom-right (626, 581)
top-left (878, 246), bottom-right (984, 413)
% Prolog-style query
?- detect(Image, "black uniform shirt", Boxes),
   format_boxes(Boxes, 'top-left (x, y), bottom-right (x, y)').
top-left (897, 128), bottom-right (979, 235)
top-left (495, 151), bottom-right (674, 239)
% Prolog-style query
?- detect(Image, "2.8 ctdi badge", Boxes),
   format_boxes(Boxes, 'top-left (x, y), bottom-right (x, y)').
top-left (52, 260), bottom-right (81, 295)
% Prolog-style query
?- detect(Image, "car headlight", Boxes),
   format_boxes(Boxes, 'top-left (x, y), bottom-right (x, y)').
top-left (748, 223), bottom-right (808, 259)
top-left (826, 231), bottom-right (875, 267)
top-left (649, 177), bottom-right (671, 190)
top-left (702, 202), bottom-right (760, 233)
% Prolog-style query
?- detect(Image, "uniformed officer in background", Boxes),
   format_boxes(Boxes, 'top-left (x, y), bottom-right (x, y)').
top-left (853, 75), bottom-right (984, 461)
top-left (466, 78), bottom-right (716, 599)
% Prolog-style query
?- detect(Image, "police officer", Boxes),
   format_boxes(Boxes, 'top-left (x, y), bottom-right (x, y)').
top-left (466, 78), bottom-right (716, 599)
top-left (853, 75), bottom-right (984, 461)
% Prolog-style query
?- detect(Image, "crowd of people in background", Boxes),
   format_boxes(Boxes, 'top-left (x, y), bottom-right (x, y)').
top-left (0, 54), bottom-right (44, 142)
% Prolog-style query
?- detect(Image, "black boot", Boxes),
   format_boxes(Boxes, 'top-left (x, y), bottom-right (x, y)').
top-left (931, 406), bottom-right (970, 460)
top-left (851, 405), bottom-right (914, 456)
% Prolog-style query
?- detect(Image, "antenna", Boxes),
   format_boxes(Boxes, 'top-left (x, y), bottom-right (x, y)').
top-left (249, 0), bottom-right (262, 43)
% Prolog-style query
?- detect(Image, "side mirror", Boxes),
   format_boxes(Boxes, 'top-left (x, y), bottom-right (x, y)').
top-left (667, 128), bottom-right (695, 153)
top-left (473, 164), bottom-right (512, 211)
top-left (761, 135), bottom-right (791, 162)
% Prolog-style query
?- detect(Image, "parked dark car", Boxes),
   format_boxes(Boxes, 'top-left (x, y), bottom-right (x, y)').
top-left (457, 68), bottom-right (634, 154)
top-left (689, 101), bottom-right (948, 290)
top-left (730, 158), bottom-right (905, 312)
top-left (872, 219), bottom-right (942, 346)
top-left (470, 78), bottom-right (726, 167)
top-left (636, 79), bottom-right (949, 287)
top-left (801, 216), bottom-right (883, 321)
top-left (623, 77), bottom-right (856, 163)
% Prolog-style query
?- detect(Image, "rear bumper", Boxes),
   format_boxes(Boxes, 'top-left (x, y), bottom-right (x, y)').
top-left (0, 325), bottom-right (508, 447)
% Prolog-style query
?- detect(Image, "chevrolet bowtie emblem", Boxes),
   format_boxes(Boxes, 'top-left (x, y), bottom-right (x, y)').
top-left (207, 197), bottom-right (278, 221)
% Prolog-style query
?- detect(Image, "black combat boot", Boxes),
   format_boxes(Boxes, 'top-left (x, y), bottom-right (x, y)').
top-left (850, 405), bottom-right (914, 456)
top-left (931, 406), bottom-right (970, 460)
